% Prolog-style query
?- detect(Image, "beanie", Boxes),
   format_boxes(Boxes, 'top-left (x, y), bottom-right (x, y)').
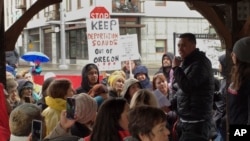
top-left (121, 78), bottom-right (142, 98)
top-left (73, 93), bottom-right (97, 124)
top-left (233, 37), bottom-right (250, 63)
top-left (17, 79), bottom-right (33, 98)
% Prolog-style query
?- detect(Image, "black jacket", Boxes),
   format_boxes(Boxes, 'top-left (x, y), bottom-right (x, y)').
top-left (228, 80), bottom-right (250, 125)
top-left (172, 49), bottom-right (214, 121)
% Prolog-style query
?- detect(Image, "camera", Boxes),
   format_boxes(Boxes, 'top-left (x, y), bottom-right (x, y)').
top-left (31, 120), bottom-right (43, 141)
top-left (66, 97), bottom-right (76, 119)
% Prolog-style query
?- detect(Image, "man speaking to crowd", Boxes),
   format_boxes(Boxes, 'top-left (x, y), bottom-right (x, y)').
top-left (171, 33), bottom-right (214, 141)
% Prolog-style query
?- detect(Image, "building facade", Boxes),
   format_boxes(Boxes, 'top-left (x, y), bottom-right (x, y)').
top-left (5, 0), bottom-right (213, 69)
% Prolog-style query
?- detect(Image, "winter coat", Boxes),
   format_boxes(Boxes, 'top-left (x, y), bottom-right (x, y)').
top-left (133, 65), bottom-right (152, 90)
top-left (43, 122), bottom-right (83, 141)
top-left (9, 135), bottom-right (28, 141)
top-left (83, 130), bottom-right (130, 141)
top-left (70, 122), bottom-right (91, 138)
top-left (156, 52), bottom-right (174, 82)
top-left (0, 83), bottom-right (10, 141)
top-left (42, 96), bottom-right (66, 136)
top-left (31, 65), bottom-right (42, 75)
top-left (172, 49), bottom-right (214, 121)
top-left (109, 89), bottom-right (120, 98)
top-left (228, 80), bottom-right (250, 125)
top-left (76, 64), bottom-right (100, 94)
top-left (124, 136), bottom-right (139, 141)
top-left (5, 50), bottom-right (19, 68)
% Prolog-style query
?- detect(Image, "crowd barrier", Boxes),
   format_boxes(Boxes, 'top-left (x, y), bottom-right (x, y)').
top-left (33, 75), bottom-right (103, 89)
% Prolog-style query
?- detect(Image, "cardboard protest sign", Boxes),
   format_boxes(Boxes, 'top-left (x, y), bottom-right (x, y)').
top-left (86, 18), bottom-right (121, 71)
top-left (120, 34), bottom-right (140, 61)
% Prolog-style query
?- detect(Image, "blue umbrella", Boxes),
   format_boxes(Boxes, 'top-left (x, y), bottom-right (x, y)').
top-left (21, 51), bottom-right (50, 63)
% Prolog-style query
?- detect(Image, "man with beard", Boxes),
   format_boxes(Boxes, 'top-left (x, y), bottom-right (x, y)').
top-left (155, 52), bottom-right (174, 83)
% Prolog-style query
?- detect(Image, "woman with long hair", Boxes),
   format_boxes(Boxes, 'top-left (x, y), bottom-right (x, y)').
top-left (228, 37), bottom-right (250, 125)
top-left (85, 98), bottom-right (130, 141)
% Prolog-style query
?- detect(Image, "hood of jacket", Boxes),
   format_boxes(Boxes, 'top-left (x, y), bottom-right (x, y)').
top-left (77, 63), bottom-right (99, 93)
top-left (16, 79), bottom-right (33, 98)
top-left (121, 78), bottom-right (142, 98)
top-left (133, 65), bottom-right (150, 80)
top-left (162, 52), bottom-right (174, 66)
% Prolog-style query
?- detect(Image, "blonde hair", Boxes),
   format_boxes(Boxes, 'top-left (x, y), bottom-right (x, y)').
top-left (109, 75), bottom-right (125, 88)
top-left (108, 70), bottom-right (126, 86)
top-left (6, 78), bottom-right (18, 91)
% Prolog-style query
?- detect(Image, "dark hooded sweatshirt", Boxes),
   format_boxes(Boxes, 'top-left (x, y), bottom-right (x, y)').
top-left (156, 52), bottom-right (174, 82)
top-left (75, 63), bottom-right (99, 94)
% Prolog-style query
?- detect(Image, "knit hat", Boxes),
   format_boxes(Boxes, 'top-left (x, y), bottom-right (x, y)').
top-left (233, 37), bottom-right (250, 63)
top-left (17, 79), bottom-right (33, 98)
top-left (121, 78), bottom-right (142, 98)
top-left (73, 93), bottom-right (97, 124)
top-left (9, 103), bottom-right (41, 136)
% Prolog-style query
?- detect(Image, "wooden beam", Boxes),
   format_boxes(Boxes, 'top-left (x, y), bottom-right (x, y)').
top-left (0, 0), bottom-right (6, 86)
top-left (238, 17), bottom-right (250, 37)
top-left (188, 1), bottom-right (232, 50)
top-left (5, 0), bottom-right (62, 51)
top-left (167, 0), bottom-right (242, 4)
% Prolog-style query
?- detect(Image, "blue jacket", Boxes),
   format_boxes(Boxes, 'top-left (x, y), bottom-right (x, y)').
top-left (133, 65), bottom-right (152, 90)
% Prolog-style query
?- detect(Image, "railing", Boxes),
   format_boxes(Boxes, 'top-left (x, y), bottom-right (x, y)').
top-left (112, 0), bottom-right (144, 13)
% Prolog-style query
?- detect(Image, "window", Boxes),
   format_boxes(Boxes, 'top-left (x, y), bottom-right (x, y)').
top-left (112, 0), bottom-right (141, 13)
top-left (66, 0), bottom-right (72, 11)
top-left (118, 17), bottom-right (139, 35)
top-left (68, 29), bottom-right (88, 59)
top-left (155, 40), bottom-right (166, 53)
top-left (155, 1), bottom-right (166, 6)
top-left (77, 0), bottom-right (84, 9)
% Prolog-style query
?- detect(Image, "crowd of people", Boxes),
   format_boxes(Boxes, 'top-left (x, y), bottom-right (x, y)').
top-left (1, 33), bottom-right (250, 141)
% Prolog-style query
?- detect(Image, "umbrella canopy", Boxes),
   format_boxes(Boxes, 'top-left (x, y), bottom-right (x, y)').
top-left (21, 51), bottom-right (50, 63)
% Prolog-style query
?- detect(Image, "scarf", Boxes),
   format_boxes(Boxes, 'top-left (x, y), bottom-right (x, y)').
top-left (45, 96), bottom-right (66, 111)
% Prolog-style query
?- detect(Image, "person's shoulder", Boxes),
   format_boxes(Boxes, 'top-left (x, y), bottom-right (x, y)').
top-left (124, 136), bottom-right (139, 141)
top-left (44, 135), bottom-right (81, 141)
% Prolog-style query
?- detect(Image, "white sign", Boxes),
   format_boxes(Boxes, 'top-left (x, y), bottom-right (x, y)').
top-left (86, 19), bottom-right (121, 71)
top-left (120, 34), bottom-right (140, 61)
top-left (175, 38), bottom-right (224, 69)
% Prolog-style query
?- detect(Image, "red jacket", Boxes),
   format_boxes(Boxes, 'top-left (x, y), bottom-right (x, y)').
top-left (0, 83), bottom-right (10, 141)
